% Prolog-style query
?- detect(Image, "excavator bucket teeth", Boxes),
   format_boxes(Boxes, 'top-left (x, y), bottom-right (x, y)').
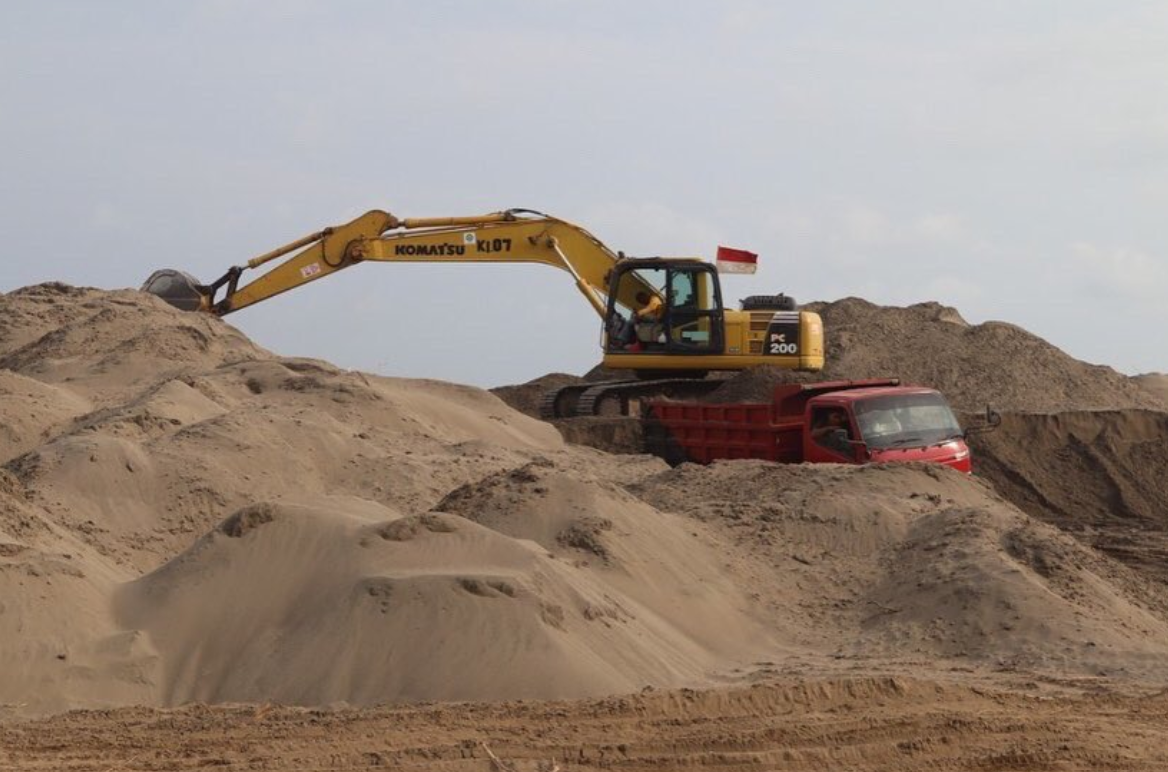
top-left (141, 269), bottom-right (209, 312)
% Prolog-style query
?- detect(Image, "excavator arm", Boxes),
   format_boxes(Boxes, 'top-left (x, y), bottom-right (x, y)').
top-left (144, 208), bottom-right (645, 319)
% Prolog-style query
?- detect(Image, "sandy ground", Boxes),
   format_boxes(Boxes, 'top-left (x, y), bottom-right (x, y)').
top-left (5, 674), bottom-right (1168, 771)
top-left (3, 283), bottom-right (1168, 769)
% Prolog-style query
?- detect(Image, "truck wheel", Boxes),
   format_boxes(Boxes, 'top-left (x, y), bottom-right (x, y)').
top-left (741, 294), bottom-right (797, 311)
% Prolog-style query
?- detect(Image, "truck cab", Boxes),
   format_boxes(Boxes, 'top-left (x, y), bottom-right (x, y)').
top-left (803, 386), bottom-right (971, 472)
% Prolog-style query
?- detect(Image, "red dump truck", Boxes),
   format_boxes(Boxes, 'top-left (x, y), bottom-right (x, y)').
top-left (642, 379), bottom-right (985, 473)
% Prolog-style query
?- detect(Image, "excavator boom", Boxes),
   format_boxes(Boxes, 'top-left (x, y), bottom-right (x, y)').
top-left (143, 209), bottom-right (622, 319)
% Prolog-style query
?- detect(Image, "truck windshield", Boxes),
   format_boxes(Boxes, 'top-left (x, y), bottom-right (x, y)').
top-left (853, 392), bottom-right (962, 449)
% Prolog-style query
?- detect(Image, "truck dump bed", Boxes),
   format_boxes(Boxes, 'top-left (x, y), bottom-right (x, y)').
top-left (642, 379), bottom-right (900, 465)
top-left (642, 401), bottom-right (802, 464)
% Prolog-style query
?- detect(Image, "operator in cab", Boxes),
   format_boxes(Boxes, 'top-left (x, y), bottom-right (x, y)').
top-left (612, 291), bottom-right (664, 352)
top-left (811, 408), bottom-right (853, 454)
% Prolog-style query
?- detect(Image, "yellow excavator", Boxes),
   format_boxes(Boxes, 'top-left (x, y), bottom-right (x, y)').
top-left (143, 208), bottom-right (824, 417)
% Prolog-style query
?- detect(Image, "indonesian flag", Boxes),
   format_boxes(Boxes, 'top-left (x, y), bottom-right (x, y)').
top-left (716, 246), bottom-right (758, 274)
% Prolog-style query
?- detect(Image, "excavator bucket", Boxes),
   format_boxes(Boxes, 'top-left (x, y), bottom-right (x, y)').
top-left (141, 269), bottom-right (210, 312)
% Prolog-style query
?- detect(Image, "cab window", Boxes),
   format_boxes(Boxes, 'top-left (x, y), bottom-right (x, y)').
top-left (666, 267), bottom-right (722, 353)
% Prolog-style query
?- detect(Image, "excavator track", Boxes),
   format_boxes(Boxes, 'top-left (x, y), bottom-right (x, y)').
top-left (576, 378), bottom-right (725, 417)
top-left (541, 378), bottom-right (725, 418)
top-left (538, 380), bottom-right (633, 419)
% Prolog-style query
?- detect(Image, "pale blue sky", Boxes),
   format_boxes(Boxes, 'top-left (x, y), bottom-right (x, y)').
top-left (3, 2), bottom-right (1165, 385)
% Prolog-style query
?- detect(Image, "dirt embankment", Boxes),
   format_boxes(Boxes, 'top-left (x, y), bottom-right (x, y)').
top-left (969, 409), bottom-right (1168, 583)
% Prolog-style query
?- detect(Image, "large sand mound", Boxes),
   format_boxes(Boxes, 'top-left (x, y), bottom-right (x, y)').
top-left (117, 486), bottom-right (769, 706)
top-left (4, 284), bottom-right (1168, 717)
top-left (707, 298), bottom-right (1166, 412)
top-left (1, 285), bottom-right (567, 711)
top-left (0, 284), bottom-right (265, 405)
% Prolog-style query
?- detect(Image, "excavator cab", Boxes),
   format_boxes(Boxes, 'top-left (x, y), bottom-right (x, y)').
top-left (604, 260), bottom-right (725, 355)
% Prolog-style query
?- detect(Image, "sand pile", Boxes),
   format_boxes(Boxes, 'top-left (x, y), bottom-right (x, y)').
top-left (116, 461), bottom-right (771, 706)
top-left (632, 461), bottom-right (1168, 677)
top-left (0, 284), bottom-right (265, 407)
top-left (5, 283), bottom-right (1168, 718)
top-left (707, 298), bottom-right (1167, 412)
top-left (969, 410), bottom-right (1168, 582)
top-left (1, 284), bottom-right (571, 711)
